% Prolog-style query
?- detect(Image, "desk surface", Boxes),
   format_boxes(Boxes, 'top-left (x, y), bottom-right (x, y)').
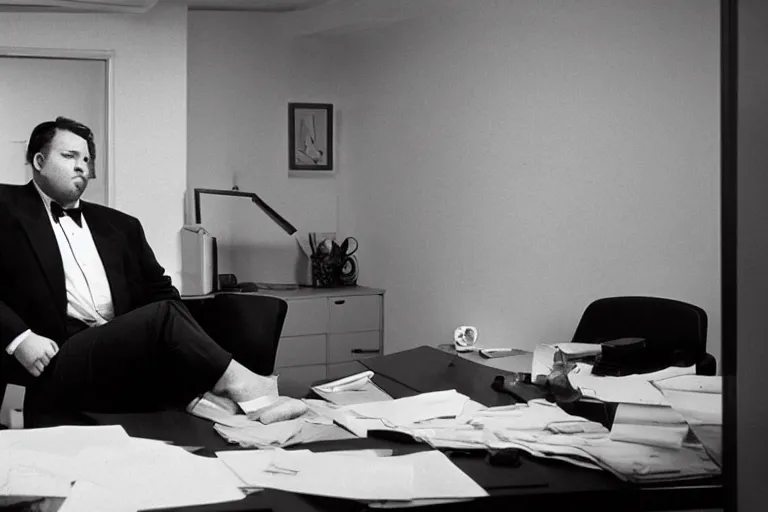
top-left (80, 345), bottom-right (721, 512)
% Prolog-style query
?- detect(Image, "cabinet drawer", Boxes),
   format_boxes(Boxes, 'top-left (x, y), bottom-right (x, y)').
top-left (275, 335), bottom-right (326, 367)
top-left (328, 331), bottom-right (381, 363)
top-left (329, 295), bottom-right (381, 334)
top-left (281, 298), bottom-right (328, 337)
top-left (275, 364), bottom-right (327, 397)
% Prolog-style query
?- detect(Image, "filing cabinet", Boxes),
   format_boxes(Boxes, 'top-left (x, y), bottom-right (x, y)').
top-left (266, 286), bottom-right (385, 392)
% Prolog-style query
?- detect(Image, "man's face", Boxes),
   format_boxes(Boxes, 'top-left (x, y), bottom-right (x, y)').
top-left (33, 129), bottom-right (91, 207)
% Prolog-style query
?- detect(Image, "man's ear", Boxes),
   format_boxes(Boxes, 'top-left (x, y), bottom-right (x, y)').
top-left (33, 153), bottom-right (45, 172)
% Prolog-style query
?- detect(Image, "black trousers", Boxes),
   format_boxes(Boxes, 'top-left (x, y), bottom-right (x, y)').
top-left (23, 300), bottom-right (232, 426)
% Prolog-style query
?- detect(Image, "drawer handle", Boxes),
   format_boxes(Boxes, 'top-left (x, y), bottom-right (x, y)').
top-left (351, 348), bottom-right (379, 354)
top-left (334, 300), bottom-right (346, 305)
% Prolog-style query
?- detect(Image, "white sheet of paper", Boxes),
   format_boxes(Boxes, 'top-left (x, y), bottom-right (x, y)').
top-left (653, 375), bottom-right (722, 426)
top-left (75, 439), bottom-right (245, 510)
top-left (551, 343), bottom-right (602, 357)
top-left (0, 425), bottom-right (131, 457)
top-left (216, 449), bottom-right (415, 501)
top-left (531, 344), bottom-right (556, 381)
top-left (389, 451), bottom-right (487, 500)
top-left (58, 481), bottom-right (136, 512)
top-left (609, 403), bottom-right (689, 449)
top-left (344, 390), bottom-right (470, 426)
top-left (0, 449), bottom-right (74, 498)
top-left (567, 364), bottom-right (669, 405)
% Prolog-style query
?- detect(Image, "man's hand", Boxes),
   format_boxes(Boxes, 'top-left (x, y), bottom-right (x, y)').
top-left (14, 333), bottom-right (59, 377)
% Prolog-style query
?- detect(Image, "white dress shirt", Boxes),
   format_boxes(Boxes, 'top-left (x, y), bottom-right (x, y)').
top-left (6, 183), bottom-right (115, 354)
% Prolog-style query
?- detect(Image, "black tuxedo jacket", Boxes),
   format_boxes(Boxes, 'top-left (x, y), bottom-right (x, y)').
top-left (0, 181), bottom-right (180, 385)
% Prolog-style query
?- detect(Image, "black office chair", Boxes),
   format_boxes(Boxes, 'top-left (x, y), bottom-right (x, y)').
top-left (1, 294), bottom-right (288, 429)
top-left (571, 296), bottom-right (716, 375)
top-left (185, 293), bottom-right (288, 377)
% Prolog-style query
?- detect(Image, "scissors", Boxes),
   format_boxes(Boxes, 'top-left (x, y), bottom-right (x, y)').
top-left (338, 237), bottom-right (358, 257)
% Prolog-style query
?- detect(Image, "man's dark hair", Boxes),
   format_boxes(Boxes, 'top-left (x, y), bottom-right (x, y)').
top-left (26, 117), bottom-right (96, 176)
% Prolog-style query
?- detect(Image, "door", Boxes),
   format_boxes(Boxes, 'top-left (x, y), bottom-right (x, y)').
top-left (0, 56), bottom-right (107, 204)
top-left (0, 54), bottom-right (108, 426)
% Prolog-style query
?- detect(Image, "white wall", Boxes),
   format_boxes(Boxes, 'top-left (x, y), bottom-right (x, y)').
top-left (335, 0), bottom-right (721, 359)
top-left (0, 3), bottom-right (188, 284)
top-left (188, 0), bottom-right (720, 363)
top-left (187, 12), bottom-right (344, 285)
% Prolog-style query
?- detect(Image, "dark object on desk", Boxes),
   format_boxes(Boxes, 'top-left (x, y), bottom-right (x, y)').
top-left (572, 296), bottom-right (716, 375)
top-left (361, 345), bottom-right (524, 407)
top-left (491, 375), bottom-right (549, 403)
top-left (487, 448), bottom-right (522, 468)
top-left (479, 347), bottom-right (530, 359)
top-left (591, 336), bottom-right (698, 377)
top-left (545, 348), bottom-right (582, 404)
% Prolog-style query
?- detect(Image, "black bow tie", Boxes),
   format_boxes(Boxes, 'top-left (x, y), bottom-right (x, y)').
top-left (51, 202), bottom-right (83, 228)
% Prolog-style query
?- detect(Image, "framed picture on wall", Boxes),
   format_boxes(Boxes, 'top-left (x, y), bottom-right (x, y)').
top-left (288, 102), bottom-right (333, 173)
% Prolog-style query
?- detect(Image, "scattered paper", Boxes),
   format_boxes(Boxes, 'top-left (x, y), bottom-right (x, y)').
top-left (609, 403), bottom-right (689, 449)
top-left (0, 425), bottom-right (131, 457)
top-left (58, 481), bottom-right (136, 512)
top-left (652, 375), bottom-right (722, 426)
top-left (216, 449), bottom-right (486, 502)
top-left (390, 451), bottom-right (487, 500)
top-left (344, 390), bottom-right (470, 427)
top-left (217, 449), bottom-right (414, 501)
top-left (567, 363), bottom-right (669, 405)
top-left (74, 439), bottom-right (245, 510)
top-left (0, 449), bottom-right (74, 498)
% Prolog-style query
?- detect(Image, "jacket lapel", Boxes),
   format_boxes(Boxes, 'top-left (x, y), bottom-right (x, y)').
top-left (81, 202), bottom-right (130, 316)
top-left (15, 182), bottom-right (68, 323)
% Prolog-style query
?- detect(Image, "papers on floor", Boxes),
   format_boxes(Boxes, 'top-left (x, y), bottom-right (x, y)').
top-left (0, 426), bottom-right (245, 510)
top-left (311, 371), bottom-right (393, 406)
top-left (216, 448), bottom-right (487, 502)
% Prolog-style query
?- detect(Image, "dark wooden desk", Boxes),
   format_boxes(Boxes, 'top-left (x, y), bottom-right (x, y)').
top-left (77, 347), bottom-right (721, 512)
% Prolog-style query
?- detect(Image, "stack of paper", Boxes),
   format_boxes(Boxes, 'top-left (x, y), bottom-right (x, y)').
top-left (216, 448), bottom-right (487, 503)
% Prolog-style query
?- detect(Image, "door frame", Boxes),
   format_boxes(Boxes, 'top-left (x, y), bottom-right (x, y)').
top-left (0, 46), bottom-right (115, 207)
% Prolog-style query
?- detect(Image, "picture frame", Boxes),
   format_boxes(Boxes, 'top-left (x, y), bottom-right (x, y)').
top-left (288, 102), bottom-right (333, 173)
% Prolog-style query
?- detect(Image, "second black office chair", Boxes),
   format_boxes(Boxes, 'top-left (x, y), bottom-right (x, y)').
top-left (571, 296), bottom-right (716, 375)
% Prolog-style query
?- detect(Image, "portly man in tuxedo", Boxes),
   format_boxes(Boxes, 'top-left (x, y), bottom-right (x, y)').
top-left (0, 117), bottom-right (275, 426)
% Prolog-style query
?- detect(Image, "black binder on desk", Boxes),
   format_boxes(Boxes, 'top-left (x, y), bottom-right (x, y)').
top-left (360, 345), bottom-right (522, 407)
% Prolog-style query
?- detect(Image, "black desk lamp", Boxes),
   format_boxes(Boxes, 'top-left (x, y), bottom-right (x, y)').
top-left (193, 187), bottom-right (297, 291)
top-left (193, 188), bottom-right (296, 235)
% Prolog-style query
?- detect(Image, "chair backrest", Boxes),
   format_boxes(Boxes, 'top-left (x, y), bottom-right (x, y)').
top-left (571, 296), bottom-right (708, 354)
top-left (189, 294), bottom-right (288, 376)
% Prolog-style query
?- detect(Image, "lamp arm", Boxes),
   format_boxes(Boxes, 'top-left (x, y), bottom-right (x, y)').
top-left (193, 188), bottom-right (297, 235)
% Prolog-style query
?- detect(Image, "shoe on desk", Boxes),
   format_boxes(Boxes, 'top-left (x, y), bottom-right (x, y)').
top-left (186, 392), bottom-right (241, 421)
